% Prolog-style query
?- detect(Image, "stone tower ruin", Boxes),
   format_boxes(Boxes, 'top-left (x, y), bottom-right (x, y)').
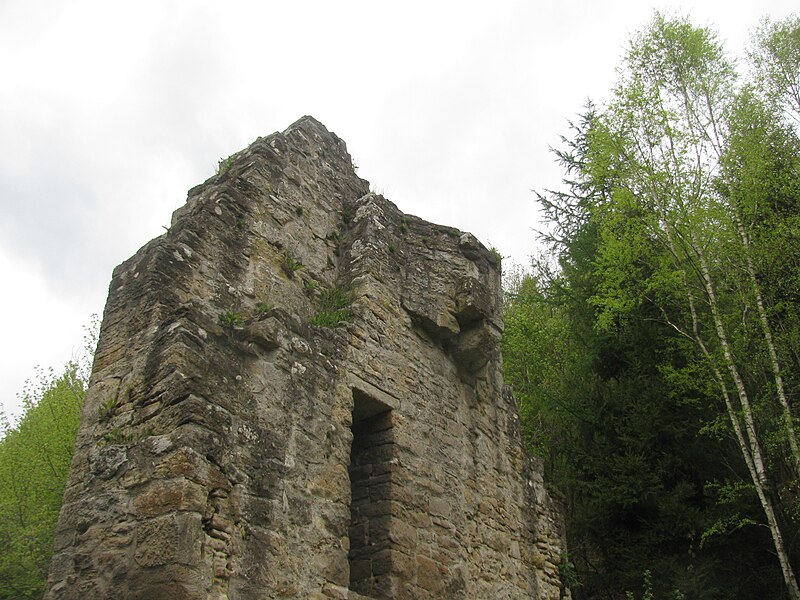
top-left (45, 117), bottom-right (569, 599)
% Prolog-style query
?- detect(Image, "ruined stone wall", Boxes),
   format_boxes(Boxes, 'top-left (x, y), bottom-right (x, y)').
top-left (45, 117), bottom-right (569, 599)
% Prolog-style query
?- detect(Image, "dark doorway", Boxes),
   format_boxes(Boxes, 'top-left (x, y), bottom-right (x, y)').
top-left (348, 389), bottom-right (394, 598)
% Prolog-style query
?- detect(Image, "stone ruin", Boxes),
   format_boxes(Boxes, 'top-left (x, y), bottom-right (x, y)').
top-left (44, 117), bottom-right (569, 599)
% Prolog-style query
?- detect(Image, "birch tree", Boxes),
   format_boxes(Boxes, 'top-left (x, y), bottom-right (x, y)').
top-left (750, 14), bottom-right (800, 127)
top-left (579, 14), bottom-right (800, 598)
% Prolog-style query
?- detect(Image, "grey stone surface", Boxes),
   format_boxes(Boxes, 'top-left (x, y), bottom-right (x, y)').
top-left (45, 116), bottom-right (570, 599)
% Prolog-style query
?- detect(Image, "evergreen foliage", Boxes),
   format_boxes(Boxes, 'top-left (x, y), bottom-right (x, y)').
top-left (505, 12), bottom-right (800, 600)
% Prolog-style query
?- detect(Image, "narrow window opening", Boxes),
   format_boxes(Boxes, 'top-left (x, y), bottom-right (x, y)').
top-left (348, 389), bottom-right (394, 598)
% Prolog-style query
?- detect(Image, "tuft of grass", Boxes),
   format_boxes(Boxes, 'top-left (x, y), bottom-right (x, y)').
top-left (101, 426), bottom-right (153, 446)
top-left (281, 251), bottom-right (303, 277)
top-left (97, 397), bottom-right (118, 423)
top-left (217, 155), bottom-right (235, 174)
top-left (219, 310), bottom-right (244, 329)
top-left (255, 301), bottom-right (273, 316)
top-left (311, 286), bottom-right (353, 327)
top-left (310, 309), bottom-right (351, 327)
top-left (102, 427), bottom-right (135, 445)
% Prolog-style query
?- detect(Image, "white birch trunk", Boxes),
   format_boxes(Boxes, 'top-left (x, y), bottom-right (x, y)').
top-left (694, 237), bottom-right (800, 600)
top-left (735, 217), bottom-right (800, 478)
top-left (660, 215), bottom-right (800, 600)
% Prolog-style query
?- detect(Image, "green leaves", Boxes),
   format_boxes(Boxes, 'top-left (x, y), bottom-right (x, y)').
top-left (525, 11), bottom-right (800, 599)
top-left (750, 15), bottom-right (800, 125)
top-left (218, 309), bottom-right (244, 329)
top-left (0, 365), bottom-right (87, 599)
top-left (0, 317), bottom-right (95, 598)
top-left (310, 286), bottom-right (354, 327)
top-left (280, 250), bottom-right (303, 278)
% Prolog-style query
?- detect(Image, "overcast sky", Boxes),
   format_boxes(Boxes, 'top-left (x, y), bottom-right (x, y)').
top-left (1, 0), bottom-right (796, 421)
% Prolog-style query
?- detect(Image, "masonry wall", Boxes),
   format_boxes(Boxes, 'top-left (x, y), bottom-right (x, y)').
top-left (45, 117), bottom-right (569, 600)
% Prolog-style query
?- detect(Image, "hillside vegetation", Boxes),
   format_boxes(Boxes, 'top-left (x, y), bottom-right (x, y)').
top-left (504, 12), bottom-right (800, 599)
top-left (0, 321), bottom-right (95, 599)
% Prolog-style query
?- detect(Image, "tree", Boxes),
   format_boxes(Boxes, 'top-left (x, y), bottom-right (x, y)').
top-left (515, 12), bottom-right (800, 599)
top-left (581, 14), bottom-right (800, 598)
top-left (750, 15), bottom-right (800, 127)
top-left (0, 319), bottom-right (96, 599)
top-left (505, 259), bottom-right (727, 598)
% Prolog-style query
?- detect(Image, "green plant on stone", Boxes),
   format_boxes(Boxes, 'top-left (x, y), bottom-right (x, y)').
top-left (310, 310), bottom-right (350, 327)
top-left (217, 155), bottom-right (235, 175)
top-left (218, 310), bottom-right (244, 329)
top-left (489, 246), bottom-right (502, 264)
top-left (281, 250), bottom-right (303, 278)
top-left (559, 552), bottom-right (580, 591)
top-left (255, 301), bottom-right (273, 317)
top-left (310, 286), bottom-right (353, 327)
top-left (97, 397), bottom-right (119, 423)
top-left (101, 427), bottom-right (135, 446)
top-left (101, 425), bottom-right (153, 446)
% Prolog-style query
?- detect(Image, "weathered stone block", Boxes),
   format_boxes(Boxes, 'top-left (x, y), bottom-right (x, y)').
top-left (44, 117), bottom-right (569, 600)
top-left (131, 477), bottom-right (206, 516)
top-left (416, 554), bottom-right (445, 594)
top-left (133, 513), bottom-right (203, 567)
